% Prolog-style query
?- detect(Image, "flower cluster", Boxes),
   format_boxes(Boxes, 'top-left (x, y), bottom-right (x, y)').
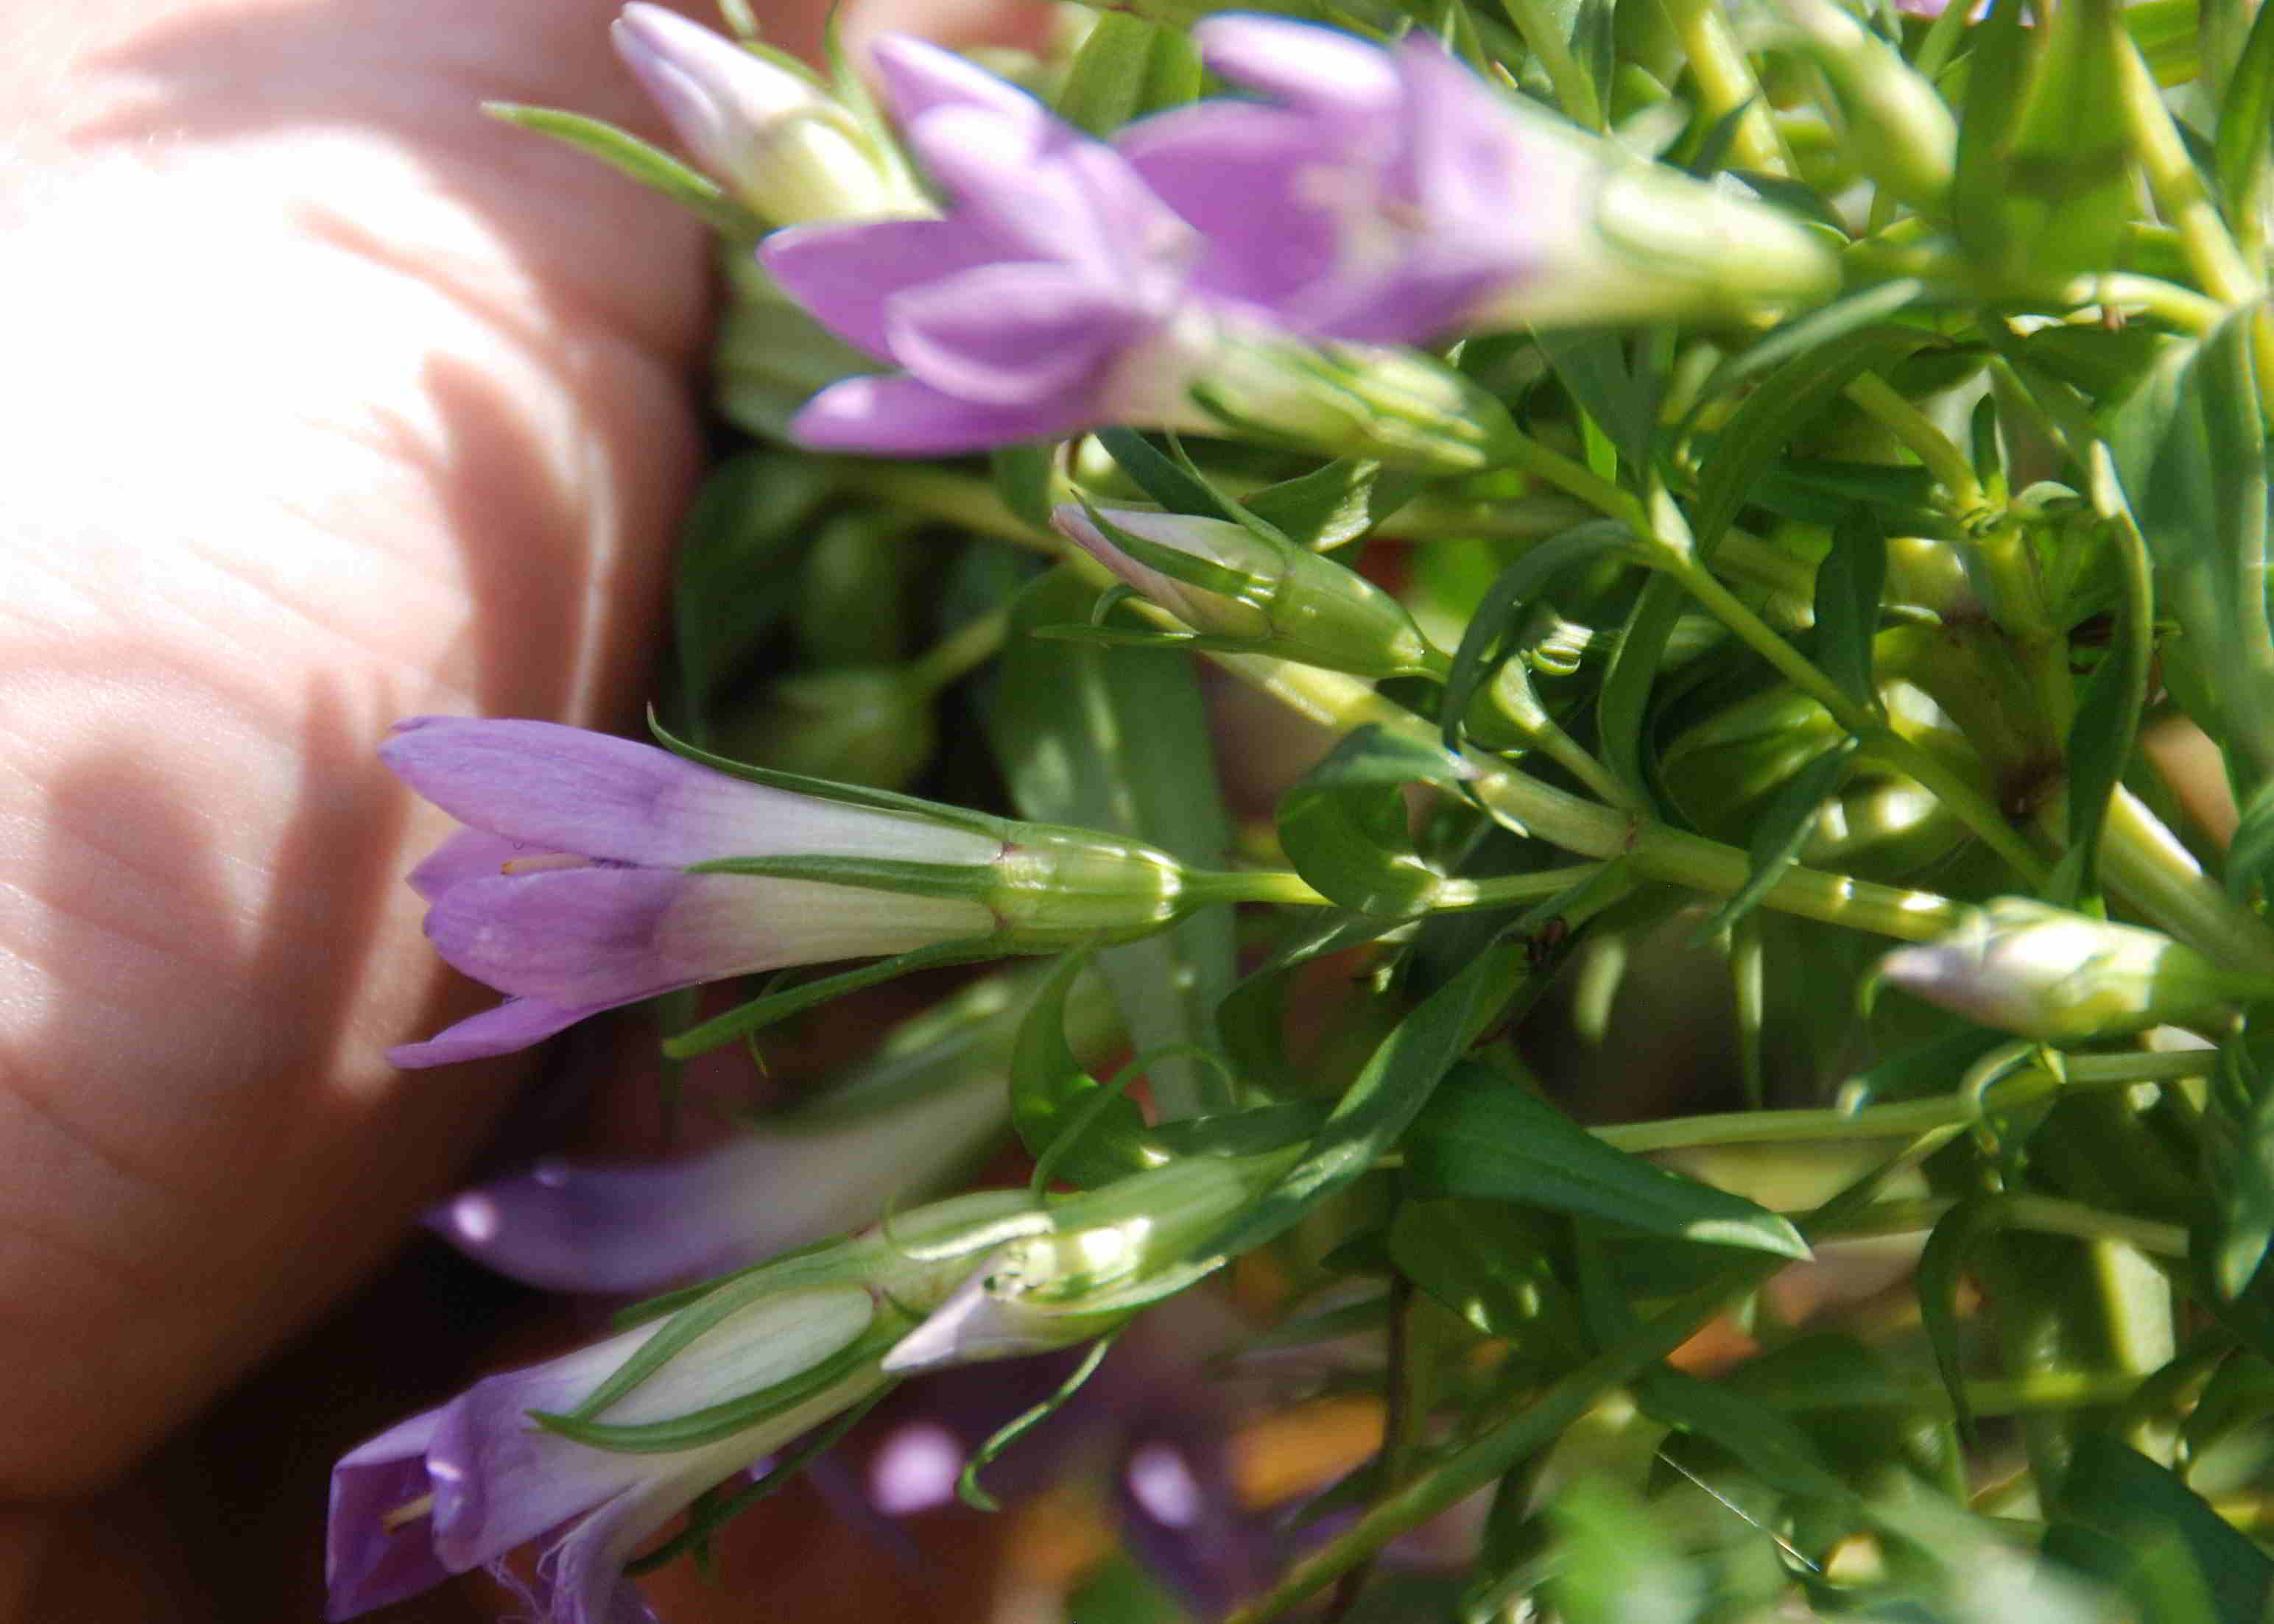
top-left (741, 18), bottom-right (1830, 457)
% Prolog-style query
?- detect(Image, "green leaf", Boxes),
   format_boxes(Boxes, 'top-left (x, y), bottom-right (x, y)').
top-left (1545, 1480), bottom-right (1703, 1624)
top-left (669, 453), bottom-right (832, 736)
top-left (1535, 331), bottom-right (1658, 470)
top-left (1053, 13), bottom-right (1202, 137)
top-left (1697, 735), bottom-right (1860, 939)
top-left (988, 570), bottom-right (1238, 1119)
top-left (1683, 280), bottom-right (1925, 416)
top-left (1278, 727), bottom-right (1471, 916)
top-left (1813, 508), bottom-right (1888, 709)
top-left (1692, 324), bottom-right (1934, 557)
top-left (484, 103), bottom-right (758, 237)
top-left (2207, 1029), bottom-right (2274, 1298)
top-left (2228, 778), bottom-right (2274, 902)
top-left (1918, 1195), bottom-right (2004, 1444)
top-left (2063, 445), bottom-right (2156, 902)
top-left (1388, 1199), bottom-right (1580, 1349)
top-left (1595, 575), bottom-right (1694, 813)
top-left (2047, 1434), bottom-right (2274, 1624)
top-left (2108, 316), bottom-right (2274, 789)
top-left (1634, 1366), bottom-right (1851, 1503)
top-left (1241, 459), bottom-right (1424, 554)
top-left (2214, 0), bottom-right (2274, 219)
top-left (1010, 950), bottom-right (1161, 1188)
top-left (1440, 521), bottom-right (1637, 755)
top-left (1407, 1063), bottom-right (1811, 1257)
top-left (1199, 942), bottom-right (1531, 1265)
top-left (1093, 429), bottom-right (1245, 524)
top-left (1954, 0), bottom-right (2129, 292)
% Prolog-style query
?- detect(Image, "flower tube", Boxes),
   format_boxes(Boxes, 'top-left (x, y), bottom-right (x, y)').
top-left (382, 718), bottom-right (1200, 1067)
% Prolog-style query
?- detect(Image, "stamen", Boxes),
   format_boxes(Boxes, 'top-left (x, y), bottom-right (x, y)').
top-left (380, 1492), bottom-right (436, 1533)
top-left (499, 852), bottom-right (588, 876)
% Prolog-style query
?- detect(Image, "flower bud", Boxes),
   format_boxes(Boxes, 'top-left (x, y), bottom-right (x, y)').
top-left (883, 1154), bottom-right (1290, 1372)
top-left (1054, 504), bottom-right (1435, 679)
top-left (1876, 898), bottom-right (2259, 1041)
top-left (611, 4), bottom-right (926, 222)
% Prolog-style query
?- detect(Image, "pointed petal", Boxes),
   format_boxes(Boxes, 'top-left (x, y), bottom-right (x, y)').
top-left (888, 264), bottom-right (1136, 405)
top-left (430, 1068), bottom-right (1005, 1292)
top-left (387, 995), bottom-right (608, 1070)
top-left (1192, 16), bottom-right (1403, 122)
top-left (382, 717), bottom-right (998, 868)
top-left (406, 829), bottom-right (532, 903)
top-left (789, 373), bottom-right (1091, 454)
top-left (326, 1409), bottom-right (451, 1619)
top-left (870, 32), bottom-right (1043, 129)
top-left (758, 219), bottom-right (999, 360)
top-left (1119, 105), bottom-right (1341, 311)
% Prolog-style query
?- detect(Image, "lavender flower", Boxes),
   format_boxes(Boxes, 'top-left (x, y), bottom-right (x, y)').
top-left (610, 4), bottom-right (923, 222)
top-left (1119, 16), bottom-right (1835, 343)
top-left (325, 1283), bottom-right (890, 1623)
top-left (382, 717), bottom-right (999, 1067)
top-left (758, 36), bottom-right (1518, 466)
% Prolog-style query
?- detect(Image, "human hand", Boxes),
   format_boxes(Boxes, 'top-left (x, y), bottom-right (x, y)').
top-left (0, 1), bottom-right (1018, 1614)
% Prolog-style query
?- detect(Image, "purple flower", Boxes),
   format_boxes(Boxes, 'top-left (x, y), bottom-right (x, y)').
top-left (326, 1285), bottom-right (890, 1623)
top-left (429, 1065), bottom-right (1007, 1292)
top-left (758, 35), bottom-right (1227, 454)
top-left (382, 718), bottom-right (1000, 1068)
top-left (1119, 16), bottom-right (1834, 342)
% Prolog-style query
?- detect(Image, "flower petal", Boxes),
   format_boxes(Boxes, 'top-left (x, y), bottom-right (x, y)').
top-left (870, 32), bottom-right (1043, 130)
top-left (383, 717), bottom-right (999, 869)
top-left (1119, 103), bottom-right (1342, 312)
top-left (430, 1067), bottom-right (1006, 1293)
top-left (423, 869), bottom-right (993, 1007)
top-left (1193, 15), bottom-right (1404, 123)
top-left (386, 995), bottom-right (608, 1070)
top-left (758, 218), bottom-right (1000, 361)
top-left (789, 372), bottom-right (1092, 453)
top-left (406, 828), bottom-right (534, 903)
top-left (326, 1409), bottom-right (451, 1619)
top-left (887, 264), bottom-right (1138, 405)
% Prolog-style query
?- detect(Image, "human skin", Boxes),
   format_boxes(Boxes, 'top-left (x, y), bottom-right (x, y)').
top-left (0, 0), bottom-right (1032, 1616)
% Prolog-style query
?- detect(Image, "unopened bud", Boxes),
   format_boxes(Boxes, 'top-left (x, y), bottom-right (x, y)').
top-left (1877, 898), bottom-right (2259, 1041)
top-left (1054, 504), bottom-right (1434, 679)
top-left (612, 4), bottom-right (925, 222)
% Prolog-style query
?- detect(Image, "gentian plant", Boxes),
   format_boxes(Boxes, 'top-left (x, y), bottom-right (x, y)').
top-left (337, 0), bottom-right (2274, 1619)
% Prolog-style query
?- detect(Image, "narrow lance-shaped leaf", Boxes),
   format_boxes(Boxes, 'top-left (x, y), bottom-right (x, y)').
top-left (1697, 735), bottom-right (1860, 939)
top-left (1814, 507), bottom-right (1887, 710)
top-left (1278, 727), bottom-right (1470, 917)
top-left (1407, 1062), bottom-right (1810, 1257)
top-left (988, 569), bottom-right (1239, 1119)
top-left (1010, 949), bottom-right (1161, 1189)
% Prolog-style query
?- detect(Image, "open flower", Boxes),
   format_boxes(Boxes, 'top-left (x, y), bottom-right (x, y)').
top-left (1119, 15), bottom-right (1835, 343)
top-left (382, 717), bottom-right (1001, 1067)
top-left (757, 35), bottom-right (1516, 467)
top-left (326, 1284), bottom-right (888, 1623)
top-left (758, 35), bottom-right (1214, 453)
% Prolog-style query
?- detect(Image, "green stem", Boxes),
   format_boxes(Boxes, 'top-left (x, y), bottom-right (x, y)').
top-left (826, 461), bottom-right (1056, 551)
top-left (1215, 652), bottom-right (1966, 940)
top-left (1817, 1194), bottom-right (2189, 1258)
top-left (1664, 557), bottom-right (2055, 886)
top-left (2092, 786), bottom-right (2274, 972)
top-left (1845, 373), bottom-right (1986, 511)
top-left (912, 607), bottom-right (1007, 692)
top-left (1496, 0), bottom-right (1605, 128)
top-left (1658, 0), bottom-right (1792, 174)
top-left (1486, 425), bottom-right (1645, 526)
top-left (1180, 869), bottom-right (1331, 908)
